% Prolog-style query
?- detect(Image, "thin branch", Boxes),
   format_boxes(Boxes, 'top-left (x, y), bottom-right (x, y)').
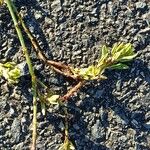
top-left (61, 81), bottom-right (85, 101)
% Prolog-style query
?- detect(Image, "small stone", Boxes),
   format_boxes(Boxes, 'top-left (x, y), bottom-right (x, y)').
top-left (21, 116), bottom-right (26, 124)
top-left (93, 89), bottom-right (104, 99)
top-left (34, 12), bottom-right (42, 20)
top-left (11, 118), bottom-right (21, 143)
top-left (13, 142), bottom-right (24, 149)
top-left (91, 120), bottom-right (105, 142)
top-left (143, 121), bottom-right (150, 129)
top-left (73, 124), bottom-right (80, 130)
top-left (9, 107), bottom-right (15, 117)
top-left (51, 0), bottom-right (62, 12)
top-left (89, 17), bottom-right (98, 25)
top-left (135, 2), bottom-right (147, 10)
top-left (76, 14), bottom-right (84, 22)
top-left (131, 119), bottom-right (141, 129)
top-left (58, 121), bottom-right (64, 131)
top-left (4, 47), bottom-right (15, 58)
top-left (17, 62), bottom-right (29, 76)
top-left (91, 8), bottom-right (98, 15)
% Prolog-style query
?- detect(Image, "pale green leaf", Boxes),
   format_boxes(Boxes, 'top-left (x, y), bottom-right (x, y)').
top-left (112, 43), bottom-right (136, 62)
top-left (59, 140), bottom-right (75, 150)
top-left (8, 68), bottom-right (21, 79)
top-left (109, 63), bottom-right (129, 70)
top-left (98, 45), bottom-right (109, 67)
top-left (47, 95), bottom-right (60, 105)
top-left (0, 62), bottom-right (21, 84)
top-left (101, 45), bottom-right (108, 58)
top-left (78, 68), bottom-right (89, 76)
top-left (111, 43), bottom-right (119, 55)
top-left (3, 62), bottom-right (16, 68)
top-left (111, 43), bottom-right (124, 55)
top-left (118, 53), bottom-right (137, 62)
top-left (84, 65), bottom-right (95, 76)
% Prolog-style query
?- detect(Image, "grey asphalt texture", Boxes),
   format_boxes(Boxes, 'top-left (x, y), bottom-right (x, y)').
top-left (0, 0), bottom-right (150, 150)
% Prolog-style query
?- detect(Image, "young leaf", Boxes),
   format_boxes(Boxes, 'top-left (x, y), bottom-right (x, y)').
top-left (98, 52), bottom-right (108, 67)
top-left (0, 62), bottom-right (21, 84)
top-left (47, 95), bottom-right (60, 105)
top-left (111, 43), bottom-right (119, 55)
top-left (9, 68), bottom-right (21, 79)
top-left (101, 45), bottom-right (108, 59)
top-left (3, 62), bottom-right (16, 68)
top-left (111, 43), bottom-right (124, 55)
top-left (112, 43), bottom-right (137, 62)
top-left (59, 139), bottom-right (75, 150)
top-left (109, 63), bottom-right (129, 70)
top-left (117, 53), bottom-right (137, 62)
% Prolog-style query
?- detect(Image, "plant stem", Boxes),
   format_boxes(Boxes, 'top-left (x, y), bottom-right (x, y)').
top-left (5, 0), bottom-right (37, 149)
top-left (64, 106), bottom-right (69, 141)
top-left (61, 81), bottom-right (85, 101)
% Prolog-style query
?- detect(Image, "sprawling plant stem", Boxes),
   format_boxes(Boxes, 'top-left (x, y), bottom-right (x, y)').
top-left (5, 0), bottom-right (37, 149)
top-left (12, 8), bottom-right (77, 80)
top-left (10, 5), bottom-right (85, 103)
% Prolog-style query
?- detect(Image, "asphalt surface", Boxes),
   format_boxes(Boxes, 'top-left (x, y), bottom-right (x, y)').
top-left (0, 0), bottom-right (150, 150)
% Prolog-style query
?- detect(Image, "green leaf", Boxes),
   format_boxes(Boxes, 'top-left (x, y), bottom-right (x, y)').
top-left (47, 95), bottom-right (60, 105)
top-left (3, 62), bottom-right (15, 68)
top-left (98, 47), bottom-right (109, 67)
top-left (0, 62), bottom-right (21, 84)
top-left (101, 45), bottom-right (108, 58)
top-left (112, 43), bottom-right (137, 62)
top-left (109, 63), bottom-right (129, 70)
top-left (118, 53), bottom-right (137, 62)
top-left (111, 43), bottom-right (124, 55)
top-left (59, 139), bottom-right (75, 150)
top-left (9, 68), bottom-right (21, 79)
top-left (112, 43), bottom-right (130, 60)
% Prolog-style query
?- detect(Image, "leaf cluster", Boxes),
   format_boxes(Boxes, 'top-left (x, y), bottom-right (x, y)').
top-left (71, 43), bottom-right (137, 80)
top-left (0, 62), bottom-right (21, 83)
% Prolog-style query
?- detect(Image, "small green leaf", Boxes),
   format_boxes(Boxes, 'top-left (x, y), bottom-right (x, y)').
top-left (109, 63), bottom-right (129, 70)
top-left (101, 45), bottom-right (108, 58)
top-left (112, 43), bottom-right (137, 62)
top-left (98, 52), bottom-right (109, 67)
top-left (111, 43), bottom-right (124, 55)
top-left (118, 53), bottom-right (137, 62)
top-left (0, 62), bottom-right (21, 84)
top-left (3, 62), bottom-right (15, 68)
top-left (111, 43), bottom-right (119, 55)
top-left (9, 68), bottom-right (21, 79)
top-left (59, 139), bottom-right (75, 150)
top-left (47, 95), bottom-right (60, 105)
